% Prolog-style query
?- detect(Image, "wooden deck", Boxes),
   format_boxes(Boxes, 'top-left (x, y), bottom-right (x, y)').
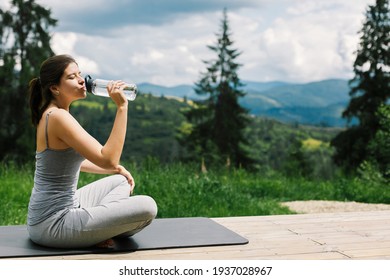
top-left (14, 210), bottom-right (390, 260)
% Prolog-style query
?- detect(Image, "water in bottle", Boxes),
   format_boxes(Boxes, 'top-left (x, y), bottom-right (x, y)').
top-left (84, 75), bottom-right (137, 101)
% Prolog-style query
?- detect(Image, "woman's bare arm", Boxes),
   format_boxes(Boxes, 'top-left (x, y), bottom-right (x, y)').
top-left (50, 81), bottom-right (128, 169)
top-left (80, 159), bottom-right (135, 189)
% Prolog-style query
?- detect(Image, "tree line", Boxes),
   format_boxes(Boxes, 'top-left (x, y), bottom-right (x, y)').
top-left (0, 0), bottom-right (56, 162)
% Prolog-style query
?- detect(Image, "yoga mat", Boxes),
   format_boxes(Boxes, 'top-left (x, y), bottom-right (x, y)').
top-left (0, 217), bottom-right (248, 258)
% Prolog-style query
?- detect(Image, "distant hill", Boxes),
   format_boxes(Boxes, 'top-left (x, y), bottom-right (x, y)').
top-left (73, 93), bottom-right (342, 165)
top-left (138, 83), bottom-right (198, 99)
top-left (138, 79), bottom-right (351, 127)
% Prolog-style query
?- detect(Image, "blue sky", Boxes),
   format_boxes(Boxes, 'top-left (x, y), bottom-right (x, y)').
top-left (2, 0), bottom-right (376, 86)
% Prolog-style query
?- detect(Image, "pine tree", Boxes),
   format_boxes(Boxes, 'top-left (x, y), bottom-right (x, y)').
top-left (0, 0), bottom-right (56, 162)
top-left (179, 9), bottom-right (252, 168)
top-left (366, 104), bottom-right (390, 178)
top-left (331, 0), bottom-right (390, 171)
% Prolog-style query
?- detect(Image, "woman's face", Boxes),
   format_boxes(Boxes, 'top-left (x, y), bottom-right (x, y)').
top-left (56, 62), bottom-right (86, 100)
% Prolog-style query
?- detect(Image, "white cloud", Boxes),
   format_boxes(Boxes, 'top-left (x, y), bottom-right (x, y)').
top-left (2, 0), bottom-right (377, 85)
top-left (242, 0), bottom-right (375, 83)
top-left (51, 32), bottom-right (100, 76)
top-left (0, 0), bottom-right (10, 9)
top-left (57, 12), bottom-right (220, 86)
top-left (51, 32), bottom-right (77, 55)
top-left (259, 17), bottom-right (342, 81)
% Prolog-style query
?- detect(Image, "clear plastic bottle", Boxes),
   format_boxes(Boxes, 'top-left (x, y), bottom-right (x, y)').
top-left (84, 75), bottom-right (137, 101)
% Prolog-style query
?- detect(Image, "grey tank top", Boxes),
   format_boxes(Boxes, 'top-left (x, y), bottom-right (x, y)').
top-left (28, 111), bottom-right (84, 226)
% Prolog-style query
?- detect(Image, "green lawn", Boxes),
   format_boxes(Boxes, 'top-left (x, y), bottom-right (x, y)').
top-left (1, 161), bottom-right (389, 225)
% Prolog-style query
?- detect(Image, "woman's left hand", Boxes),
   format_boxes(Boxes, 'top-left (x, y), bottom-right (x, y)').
top-left (116, 165), bottom-right (135, 194)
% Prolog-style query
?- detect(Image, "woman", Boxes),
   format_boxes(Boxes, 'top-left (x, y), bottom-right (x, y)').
top-left (27, 54), bottom-right (157, 248)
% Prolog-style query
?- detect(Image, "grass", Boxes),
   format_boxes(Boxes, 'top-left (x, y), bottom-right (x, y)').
top-left (302, 137), bottom-right (325, 150)
top-left (1, 161), bottom-right (389, 226)
top-left (0, 162), bottom-right (34, 225)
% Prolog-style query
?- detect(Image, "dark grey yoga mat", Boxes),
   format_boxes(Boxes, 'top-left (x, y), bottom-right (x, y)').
top-left (0, 217), bottom-right (248, 258)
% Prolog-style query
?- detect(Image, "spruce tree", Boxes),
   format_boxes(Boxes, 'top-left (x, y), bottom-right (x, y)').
top-left (331, 0), bottom-right (390, 172)
top-left (366, 105), bottom-right (390, 178)
top-left (179, 9), bottom-right (252, 168)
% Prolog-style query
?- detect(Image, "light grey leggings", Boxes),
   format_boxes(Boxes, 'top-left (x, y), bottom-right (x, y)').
top-left (28, 175), bottom-right (157, 248)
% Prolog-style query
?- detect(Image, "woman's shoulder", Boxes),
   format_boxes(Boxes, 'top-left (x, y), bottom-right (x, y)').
top-left (45, 108), bottom-right (79, 129)
top-left (46, 108), bottom-right (75, 120)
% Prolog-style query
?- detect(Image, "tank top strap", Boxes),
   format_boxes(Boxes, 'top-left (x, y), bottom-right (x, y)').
top-left (44, 111), bottom-right (53, 149)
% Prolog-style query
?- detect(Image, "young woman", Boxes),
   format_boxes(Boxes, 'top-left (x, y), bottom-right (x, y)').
top-left (27, 54), bottom-right (157, 248)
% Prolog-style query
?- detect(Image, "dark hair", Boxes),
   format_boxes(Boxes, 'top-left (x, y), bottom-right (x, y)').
top-left (28, 54), bottom-right (77, 126)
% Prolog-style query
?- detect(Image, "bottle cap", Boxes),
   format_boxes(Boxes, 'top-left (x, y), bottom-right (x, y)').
top-left (84, 75), bottom-right (93, 93)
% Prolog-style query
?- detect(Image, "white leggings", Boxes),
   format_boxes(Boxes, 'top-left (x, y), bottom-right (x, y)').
top-left (28, 175), bottom-right (157, 248)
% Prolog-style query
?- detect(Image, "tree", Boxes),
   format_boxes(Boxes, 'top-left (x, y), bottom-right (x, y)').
top-left (331, 0), bottom-right (390, 172)
top-left (178, 9), bottom-right (252, 168)
top-left (0, 0), bottom-right (56, 162)
top-left (366, 104), bottom-right (390, 179)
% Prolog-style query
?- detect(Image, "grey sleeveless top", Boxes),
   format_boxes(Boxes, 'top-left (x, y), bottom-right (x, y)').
top-left (28, 112), bottom-right (84, 226)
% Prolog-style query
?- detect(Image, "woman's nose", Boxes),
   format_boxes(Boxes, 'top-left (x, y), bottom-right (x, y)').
top-left (78, 75), bottom-right (85, 84)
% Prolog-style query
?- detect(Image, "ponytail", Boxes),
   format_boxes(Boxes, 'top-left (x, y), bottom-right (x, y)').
top-left (28, 77), bottom-right (53, 126)
top-left (28, 77), bottom-right (43, 126)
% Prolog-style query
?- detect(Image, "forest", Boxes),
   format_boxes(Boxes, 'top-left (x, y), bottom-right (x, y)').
top-left (71, 92), bottom-right (342, 180)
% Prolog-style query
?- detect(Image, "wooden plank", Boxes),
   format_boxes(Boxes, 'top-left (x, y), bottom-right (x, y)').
top-left (8, 210), bottom-right (390, 260)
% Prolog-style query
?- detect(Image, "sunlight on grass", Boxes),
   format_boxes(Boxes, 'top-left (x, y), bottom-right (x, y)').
top-left (302, 138), bottom-right (325, 150)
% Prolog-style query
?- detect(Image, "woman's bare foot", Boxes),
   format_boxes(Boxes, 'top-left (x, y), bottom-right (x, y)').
top-left (95, 239), bottom-right (114, 248)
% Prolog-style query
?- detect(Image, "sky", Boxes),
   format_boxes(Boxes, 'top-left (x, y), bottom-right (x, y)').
top-left (1, 0), bottom-right (376, 86)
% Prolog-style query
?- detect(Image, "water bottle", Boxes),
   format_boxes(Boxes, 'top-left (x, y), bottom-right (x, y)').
top-left (84, 75), bottom-right (137, 101)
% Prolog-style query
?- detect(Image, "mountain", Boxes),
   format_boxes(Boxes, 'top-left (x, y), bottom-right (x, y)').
top-left (138, 79), bottom-right (351, 127)
top-left (243, 79), bottom-right (351, 126)
top-left (138, 80), bottom-right (291, 100)
top-left (138, 83), bottom-right (197, 99)
top-left (252, 79), bottom-right (348, 106)
top-left (243, 80), bottom-right (290, 92)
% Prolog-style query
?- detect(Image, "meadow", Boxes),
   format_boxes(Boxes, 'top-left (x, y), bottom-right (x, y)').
top-left (1, 160), bottom-right (389, 226)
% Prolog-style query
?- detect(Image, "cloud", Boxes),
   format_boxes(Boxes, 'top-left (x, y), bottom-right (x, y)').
top-left (35, 0), bottom-right (267, 85)
top-left (242, 0), bottom-right (375, 83)
top-left (73, 13), bottom-right (218, 85)
top-left (2, 0), bottom-right (377, 85)
top-left (51, 32), bottom-right (100, 76)
top-left (37, 0), bottom-right (264, 34)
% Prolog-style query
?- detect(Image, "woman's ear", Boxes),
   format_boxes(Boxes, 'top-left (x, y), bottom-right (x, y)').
top-left (49, 85), bottom-right (60, 96)
top-left (49, 85), bottom-right (58, 93)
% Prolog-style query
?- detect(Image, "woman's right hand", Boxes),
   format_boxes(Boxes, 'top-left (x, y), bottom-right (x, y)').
top-left (107, 80), bottom-right (128, 108)
top-left (116, 165), bottom-right (135, 193)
